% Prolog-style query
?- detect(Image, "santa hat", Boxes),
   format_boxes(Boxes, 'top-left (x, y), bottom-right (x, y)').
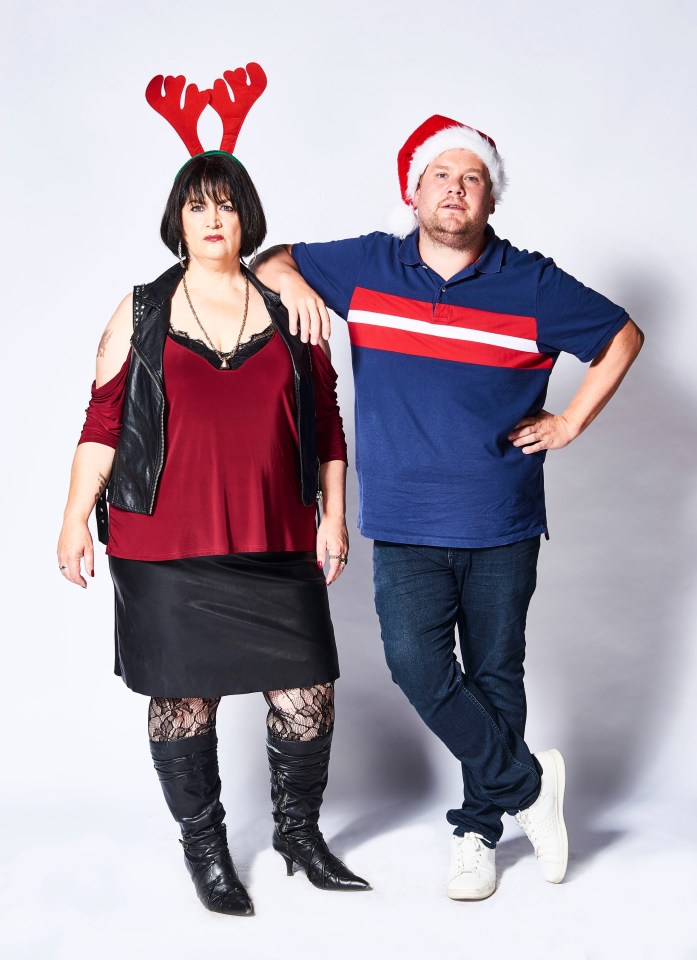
top-left (386, 114), bottom-right (508, 238)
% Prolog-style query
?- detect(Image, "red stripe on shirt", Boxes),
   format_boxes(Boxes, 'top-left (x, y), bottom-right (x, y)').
top-left (347, 320), bottom-right (553, 370)
top-left (350, 287), bottom-right (538, 339)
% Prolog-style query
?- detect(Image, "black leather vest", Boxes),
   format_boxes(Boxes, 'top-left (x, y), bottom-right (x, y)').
top-left (96, 262), bottom-right (319, 545)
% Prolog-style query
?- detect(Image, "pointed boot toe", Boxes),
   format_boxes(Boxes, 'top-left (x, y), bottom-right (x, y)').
top-left (184, 831), bottom-right (255, 916)
top-left (319, 852), bottom-right (371, 891)
top-left (214, 885), bottom-right (255, 917)
top-left (336, 872), bottom-right (371, 892)
top-left (274, 830), bottom-right (371, 891)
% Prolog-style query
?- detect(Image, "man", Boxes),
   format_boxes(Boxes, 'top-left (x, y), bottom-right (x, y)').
top-left (254, 115), bottom-right (643, 900)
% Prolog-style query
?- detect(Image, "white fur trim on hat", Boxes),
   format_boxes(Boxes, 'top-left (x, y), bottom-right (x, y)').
top-left (406, 126), bottom-right (508, 202)
top-left (385, 202), bottom-right (418, 239)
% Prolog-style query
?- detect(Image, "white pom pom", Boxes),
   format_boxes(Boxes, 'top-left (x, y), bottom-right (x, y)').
top-left (384, 202), bottom-right (418, 238)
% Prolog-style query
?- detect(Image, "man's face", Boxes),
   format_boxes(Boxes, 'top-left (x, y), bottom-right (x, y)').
top-left (413, 148), bottom-right (494, 249)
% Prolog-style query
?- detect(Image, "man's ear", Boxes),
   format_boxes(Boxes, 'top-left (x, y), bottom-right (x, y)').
top-left (412, 182), bottom-right (421, 213)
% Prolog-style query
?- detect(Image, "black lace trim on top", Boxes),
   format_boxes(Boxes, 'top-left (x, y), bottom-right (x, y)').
top-left (168, 323), bottom-right (274, 370)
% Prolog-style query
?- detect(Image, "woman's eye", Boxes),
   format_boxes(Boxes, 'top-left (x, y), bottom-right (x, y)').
top-left (189, 203), bottom-right (204, 211)
top-left (220, 204), bottom-right (234, 211)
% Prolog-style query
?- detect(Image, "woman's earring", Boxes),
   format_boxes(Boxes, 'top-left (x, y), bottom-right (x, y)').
top-left (177, 241), bottom-right (187, 268)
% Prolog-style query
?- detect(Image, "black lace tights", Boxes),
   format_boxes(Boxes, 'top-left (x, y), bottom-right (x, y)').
top-left (148, 683), bottom-right (335, 743)
top-left (264, 683), bottom-right (335, 741)
top-left (148, 696), bottom-right (221, 742)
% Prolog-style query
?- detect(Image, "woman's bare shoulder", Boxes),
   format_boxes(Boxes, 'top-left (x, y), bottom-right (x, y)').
top-left (95, 293), bottom-right (134, 387)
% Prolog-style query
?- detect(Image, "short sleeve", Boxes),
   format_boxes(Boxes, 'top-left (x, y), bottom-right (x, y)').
top-left (78, 354), bottom-right (130, 448)
top-left (292, 236), bottom-right (372, 320)
top-left (536, 260), bottom-right (628, 362)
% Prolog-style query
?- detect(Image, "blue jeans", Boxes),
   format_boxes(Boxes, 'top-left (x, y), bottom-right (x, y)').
top-left (373, 538), bottom-right (542, 846)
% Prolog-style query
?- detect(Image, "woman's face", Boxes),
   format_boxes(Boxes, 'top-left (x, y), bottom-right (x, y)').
top-left (181, 193), bottom-right (242, 263)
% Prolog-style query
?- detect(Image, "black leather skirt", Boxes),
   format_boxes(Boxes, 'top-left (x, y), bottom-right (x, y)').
top-left (108, 552), bottom-right (339, 697)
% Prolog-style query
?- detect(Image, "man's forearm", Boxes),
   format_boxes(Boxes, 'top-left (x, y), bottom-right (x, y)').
top-left (252, 244), bottom-right (296, 292)
top-left (509, 317), bottom-right (644, 453)
top-left (253, 244), bottom-right (331, 344)
top-left (562, 318), bottom-right (644, 439)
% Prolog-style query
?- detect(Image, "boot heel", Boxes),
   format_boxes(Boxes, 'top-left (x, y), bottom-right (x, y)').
top-left (280, 852), bottom-right (295, 876)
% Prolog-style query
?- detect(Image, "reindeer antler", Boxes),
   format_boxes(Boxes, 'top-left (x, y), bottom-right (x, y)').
top-left (145, 75), bottom-right (211, 156)
top-left (209, 63), bottom-right (268, 154)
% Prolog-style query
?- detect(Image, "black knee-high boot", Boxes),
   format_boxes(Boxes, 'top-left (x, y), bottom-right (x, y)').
top-left (150, 731), bottom-right (253, 916)
top-left (267, 731), bottom-right (370, 891)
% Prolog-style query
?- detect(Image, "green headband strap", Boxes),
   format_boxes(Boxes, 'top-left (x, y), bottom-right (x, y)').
top-left (174, 149), bottom-right (246, 181)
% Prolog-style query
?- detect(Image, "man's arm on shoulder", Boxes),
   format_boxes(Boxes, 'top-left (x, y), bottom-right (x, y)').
top-left (508, 317), bottom-right (644, 453)
top-left (255, 235), bottom-right (371, 344)
top-left (253, 244), bottom-right (330, 344)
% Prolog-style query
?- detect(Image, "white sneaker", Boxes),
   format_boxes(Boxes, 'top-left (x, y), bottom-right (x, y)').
top-left (446, 832), bottom-right (496, 900)
top-left (514, 748), bottom-right (568, 883)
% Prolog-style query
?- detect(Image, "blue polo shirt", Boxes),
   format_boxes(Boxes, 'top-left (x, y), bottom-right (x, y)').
top-left (292, 227), bottom-right (628, 547)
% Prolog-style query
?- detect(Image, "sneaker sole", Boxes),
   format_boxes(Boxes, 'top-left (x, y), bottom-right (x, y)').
top-left (545, 748), bottom-right (568, 884)
top-left (447, 881), bottom-right (496, 901)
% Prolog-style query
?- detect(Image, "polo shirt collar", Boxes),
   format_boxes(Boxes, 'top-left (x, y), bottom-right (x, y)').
top-left (397, 224), bottom-right (504, 276)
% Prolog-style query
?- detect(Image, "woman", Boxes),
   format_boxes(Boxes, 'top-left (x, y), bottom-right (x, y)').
top-left (57, 151), bottom-right (369, 917)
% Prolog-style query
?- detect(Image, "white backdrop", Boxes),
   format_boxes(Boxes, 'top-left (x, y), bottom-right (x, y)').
top-left (2, 1), bottom-right (696, 958)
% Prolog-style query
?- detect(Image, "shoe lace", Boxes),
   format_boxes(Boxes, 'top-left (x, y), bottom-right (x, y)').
top-left (454, 833), bottom-right (486, 872)
top-left (514, 808), bottom-right (554, 855)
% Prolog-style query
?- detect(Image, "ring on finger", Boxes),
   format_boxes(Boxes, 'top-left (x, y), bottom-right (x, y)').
top-left (329, 554), bottom-right (348, 566)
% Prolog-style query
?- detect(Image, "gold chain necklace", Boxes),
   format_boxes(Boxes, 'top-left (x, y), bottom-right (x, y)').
top-left (182, 270), bottom-right (250, 369)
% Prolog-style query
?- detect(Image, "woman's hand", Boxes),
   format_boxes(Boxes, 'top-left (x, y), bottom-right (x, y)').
top-left (316, 514), bottom-right (349, 585)
top-left (279, 271), bottom-right (331, 345)
top-left (57, 518), bottom-right (94, 588)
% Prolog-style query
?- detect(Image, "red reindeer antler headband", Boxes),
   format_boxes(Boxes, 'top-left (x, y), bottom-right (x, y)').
top-left (145, 63), bottom-right (267, 163)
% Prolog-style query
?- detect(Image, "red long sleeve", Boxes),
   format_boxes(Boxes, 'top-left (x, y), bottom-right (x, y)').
top-left (309, 344), bottom-right (348, 465)
top-left (78, 354), bottom-right (129, 449)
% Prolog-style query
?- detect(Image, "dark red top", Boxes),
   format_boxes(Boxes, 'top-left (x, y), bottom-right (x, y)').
top-left (79, 330), bottom-right (347, 560)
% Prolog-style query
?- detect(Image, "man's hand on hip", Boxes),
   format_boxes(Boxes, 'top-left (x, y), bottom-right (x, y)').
top-left (509, 319), bottom-right (643, 456)
top-left (508, 410), bottom-right (576, 454)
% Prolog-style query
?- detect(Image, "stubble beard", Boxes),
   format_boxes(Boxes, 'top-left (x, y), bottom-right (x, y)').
top-left (418, 209), bottom-right (486, 251)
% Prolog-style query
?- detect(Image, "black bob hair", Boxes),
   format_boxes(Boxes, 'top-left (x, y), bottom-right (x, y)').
top-left (160, 153), bottom-right (267, 260)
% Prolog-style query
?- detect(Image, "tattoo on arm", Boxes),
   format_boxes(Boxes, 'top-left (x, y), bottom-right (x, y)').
top-left (94, 472), bottom-right (108, 505)
top-left (97, 328), bottom-right (113, 358)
